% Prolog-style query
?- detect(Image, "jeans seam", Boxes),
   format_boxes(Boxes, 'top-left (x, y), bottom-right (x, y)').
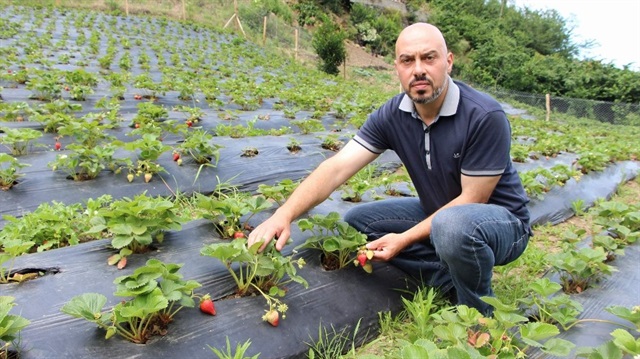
top-left (362, 218), bottom-right (421, 237)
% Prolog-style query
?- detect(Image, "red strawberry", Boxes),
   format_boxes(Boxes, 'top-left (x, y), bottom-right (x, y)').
top-left (233, 231), bottom-right (245, 239)
top-left (357, 252), bottom-right (367, 267)
top-left (186, 120), bottom-right (193, 127)
top-left (54, 141), bottom-right (62, 151)
top-left (263, 309), bottom-right (279, 327)
top-left (199, 295), bottom-right (216, 315)
top-left (173, 152), bottom-right (180, 161)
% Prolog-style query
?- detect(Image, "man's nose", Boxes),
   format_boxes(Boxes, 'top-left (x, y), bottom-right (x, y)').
top-left (413, 60), bottom-right (426, 77)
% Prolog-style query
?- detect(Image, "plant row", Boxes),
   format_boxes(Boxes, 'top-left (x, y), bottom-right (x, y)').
top-left (2, 194), bottom-right (638, 358)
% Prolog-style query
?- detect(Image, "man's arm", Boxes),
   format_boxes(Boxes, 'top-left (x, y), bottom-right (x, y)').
top-left (248, 140), bottom-right (379, 251)
top-left (366, 174), bottom-right (501, 260)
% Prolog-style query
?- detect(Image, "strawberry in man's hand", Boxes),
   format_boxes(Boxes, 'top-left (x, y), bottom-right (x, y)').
top-left (354, 247), bottom-right (374, 273)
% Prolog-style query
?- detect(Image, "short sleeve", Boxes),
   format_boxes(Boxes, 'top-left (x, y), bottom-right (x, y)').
top-left (460, 110), bottom-right (511, 176)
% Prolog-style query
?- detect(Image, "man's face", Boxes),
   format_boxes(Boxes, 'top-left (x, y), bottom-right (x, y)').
top-left (394, 26), bottom-right (453, 105)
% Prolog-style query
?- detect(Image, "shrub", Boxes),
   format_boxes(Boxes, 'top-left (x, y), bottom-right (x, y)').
top-left (312, 20), bottom-right (346, 75)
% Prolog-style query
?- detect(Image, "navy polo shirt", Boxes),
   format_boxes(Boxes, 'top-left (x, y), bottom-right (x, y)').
top-left (353, 77), bottom-right (531, 232)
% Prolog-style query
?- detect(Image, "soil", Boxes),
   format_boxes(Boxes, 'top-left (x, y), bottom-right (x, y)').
top-left (344, 41), bottom-right (394, 70)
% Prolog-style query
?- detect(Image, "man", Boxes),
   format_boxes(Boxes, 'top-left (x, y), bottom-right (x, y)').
top-left (248, 23), bottom-right (531, 315)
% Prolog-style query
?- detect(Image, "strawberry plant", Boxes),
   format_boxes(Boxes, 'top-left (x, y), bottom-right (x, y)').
top-left (194, 191), bottom-right (272, 239)
top-left (257, 179), bottom-right (300, 206)
top-left (575, 150), bottom-right (610, 174)
top-left (296, 212), bottom-right (368, 270)
top-left (0, 296), bottom-right (30, 357)
top-left (592, 201), bottom-right (640, 246)
top-left (173, 105), bottom-right (205, 124)
top-left (85, 193), bottom-right (184, 266)
top-left (0, 127), bottom-right (43, 156)
top-left (176, 128), bottom-right (222, 165)
top-left (123, 133), bottom-right (171, 182)
top-left (49, 144), bottom-right (118, 181)
top-left (548, 245), bottom-right (615, 293)
top-left (519, 170), bottom-right (547, 200)
top-left (286, 137), bottom-right (302, 153)
top-left (291, 118), bottom-right (324, 134)
top-left (375, 168), bottom-right (412, 197)
top-left (0, 101), bottom-right (34, 122)
top-left (340, 163), bottom-right (377, 202)
top-left (61, 259), bottom-right (202, 344)
top-left (0, 199), bottom-right (101, 252)
top-left (200, 237), bottom-right (307, 322)
top-left (131, 102), bottom-right (169, 127)
top-left (425, 297), bottom-right (575, 358)
top-left (26, 68), bottom-right (63, 101)
top-left (320, 134), bottom-right (343, 152)
top-left (133, 72), bottom-right (166, 99)
top-left (0, 153), bottom-right (28, 190)
top-left (63, 68), bottom-right (98, 101)
top-left (47, 114), bottom-right (121, 180)
top-left (516, 278), bottom-right (583, 328)
top-left (31, 111), bottom-right (75, 133)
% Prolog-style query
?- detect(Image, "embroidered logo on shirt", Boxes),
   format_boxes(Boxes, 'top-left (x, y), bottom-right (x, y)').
top-left (453, 153), bottom-right (461, 158)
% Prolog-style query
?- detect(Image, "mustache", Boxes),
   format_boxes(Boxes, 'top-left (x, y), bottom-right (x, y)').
top-left (409, 76), bottom-right (432, 87)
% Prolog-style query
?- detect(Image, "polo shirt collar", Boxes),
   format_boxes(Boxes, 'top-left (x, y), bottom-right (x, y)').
top-left (399, 76), bottom-right (459, 118)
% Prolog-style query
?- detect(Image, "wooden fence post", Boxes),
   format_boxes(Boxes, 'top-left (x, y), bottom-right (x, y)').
top-left (545, 93), bottom-right (551, 121)
top-left (182, 0), bottom-right (186, 20)
top-left (223, 0), bottom-right (246, 37)
top-left (294, 28), bottom-right (298, 61)
top-left (125, 0), bottom-right (129, 16)
top-left (262, 16), bottom-right (267, 46)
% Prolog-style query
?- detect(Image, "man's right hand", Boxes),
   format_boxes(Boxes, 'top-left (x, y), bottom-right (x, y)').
top-left (247, 212), bottom-right (292, 252)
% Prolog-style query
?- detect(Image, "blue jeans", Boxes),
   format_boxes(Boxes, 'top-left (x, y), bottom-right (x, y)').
top-left (344, 198), bottom-right (530, 315)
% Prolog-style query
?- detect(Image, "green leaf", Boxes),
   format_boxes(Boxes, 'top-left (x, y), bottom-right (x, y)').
top-left (400, 344), bottom-right (430, 359)
top-left (576, 341), bottom-right (622, 359)
top-left (520, 322), bottom-right (560, 344)
top-left (119, 288), bottom-right (168, 318)
top-left (611, 328), bottom-right (640, 355)
top-left (540, 338), bottom-right (576, 357)
top-left (111, 234), bottom-right (133, 249)
top-left (60, 293), bottom-right (107, 322)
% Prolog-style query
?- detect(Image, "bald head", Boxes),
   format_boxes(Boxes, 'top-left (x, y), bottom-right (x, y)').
top-left (394, 23), bottom-right (453, 108)
top-left (395, 23), bottom-right (448, 59)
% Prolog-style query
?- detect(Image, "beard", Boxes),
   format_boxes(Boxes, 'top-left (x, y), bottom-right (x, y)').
top-left (406, 76), bottom-right (447, 105)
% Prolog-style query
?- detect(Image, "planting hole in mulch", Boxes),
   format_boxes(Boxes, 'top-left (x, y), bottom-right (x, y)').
top-left (2, 349), bottom-right (20, 359)
top-left (2, 267), bottom-right (60, 284)
top-left (319, 252), bottom-right (342, 271)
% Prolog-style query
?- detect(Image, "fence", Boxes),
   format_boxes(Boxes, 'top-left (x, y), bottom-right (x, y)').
top-left (486, 88), bottom-right (640, 126)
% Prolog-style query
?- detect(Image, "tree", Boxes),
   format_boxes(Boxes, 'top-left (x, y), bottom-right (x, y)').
top-left (312, 20), bottom-right (346, 75)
